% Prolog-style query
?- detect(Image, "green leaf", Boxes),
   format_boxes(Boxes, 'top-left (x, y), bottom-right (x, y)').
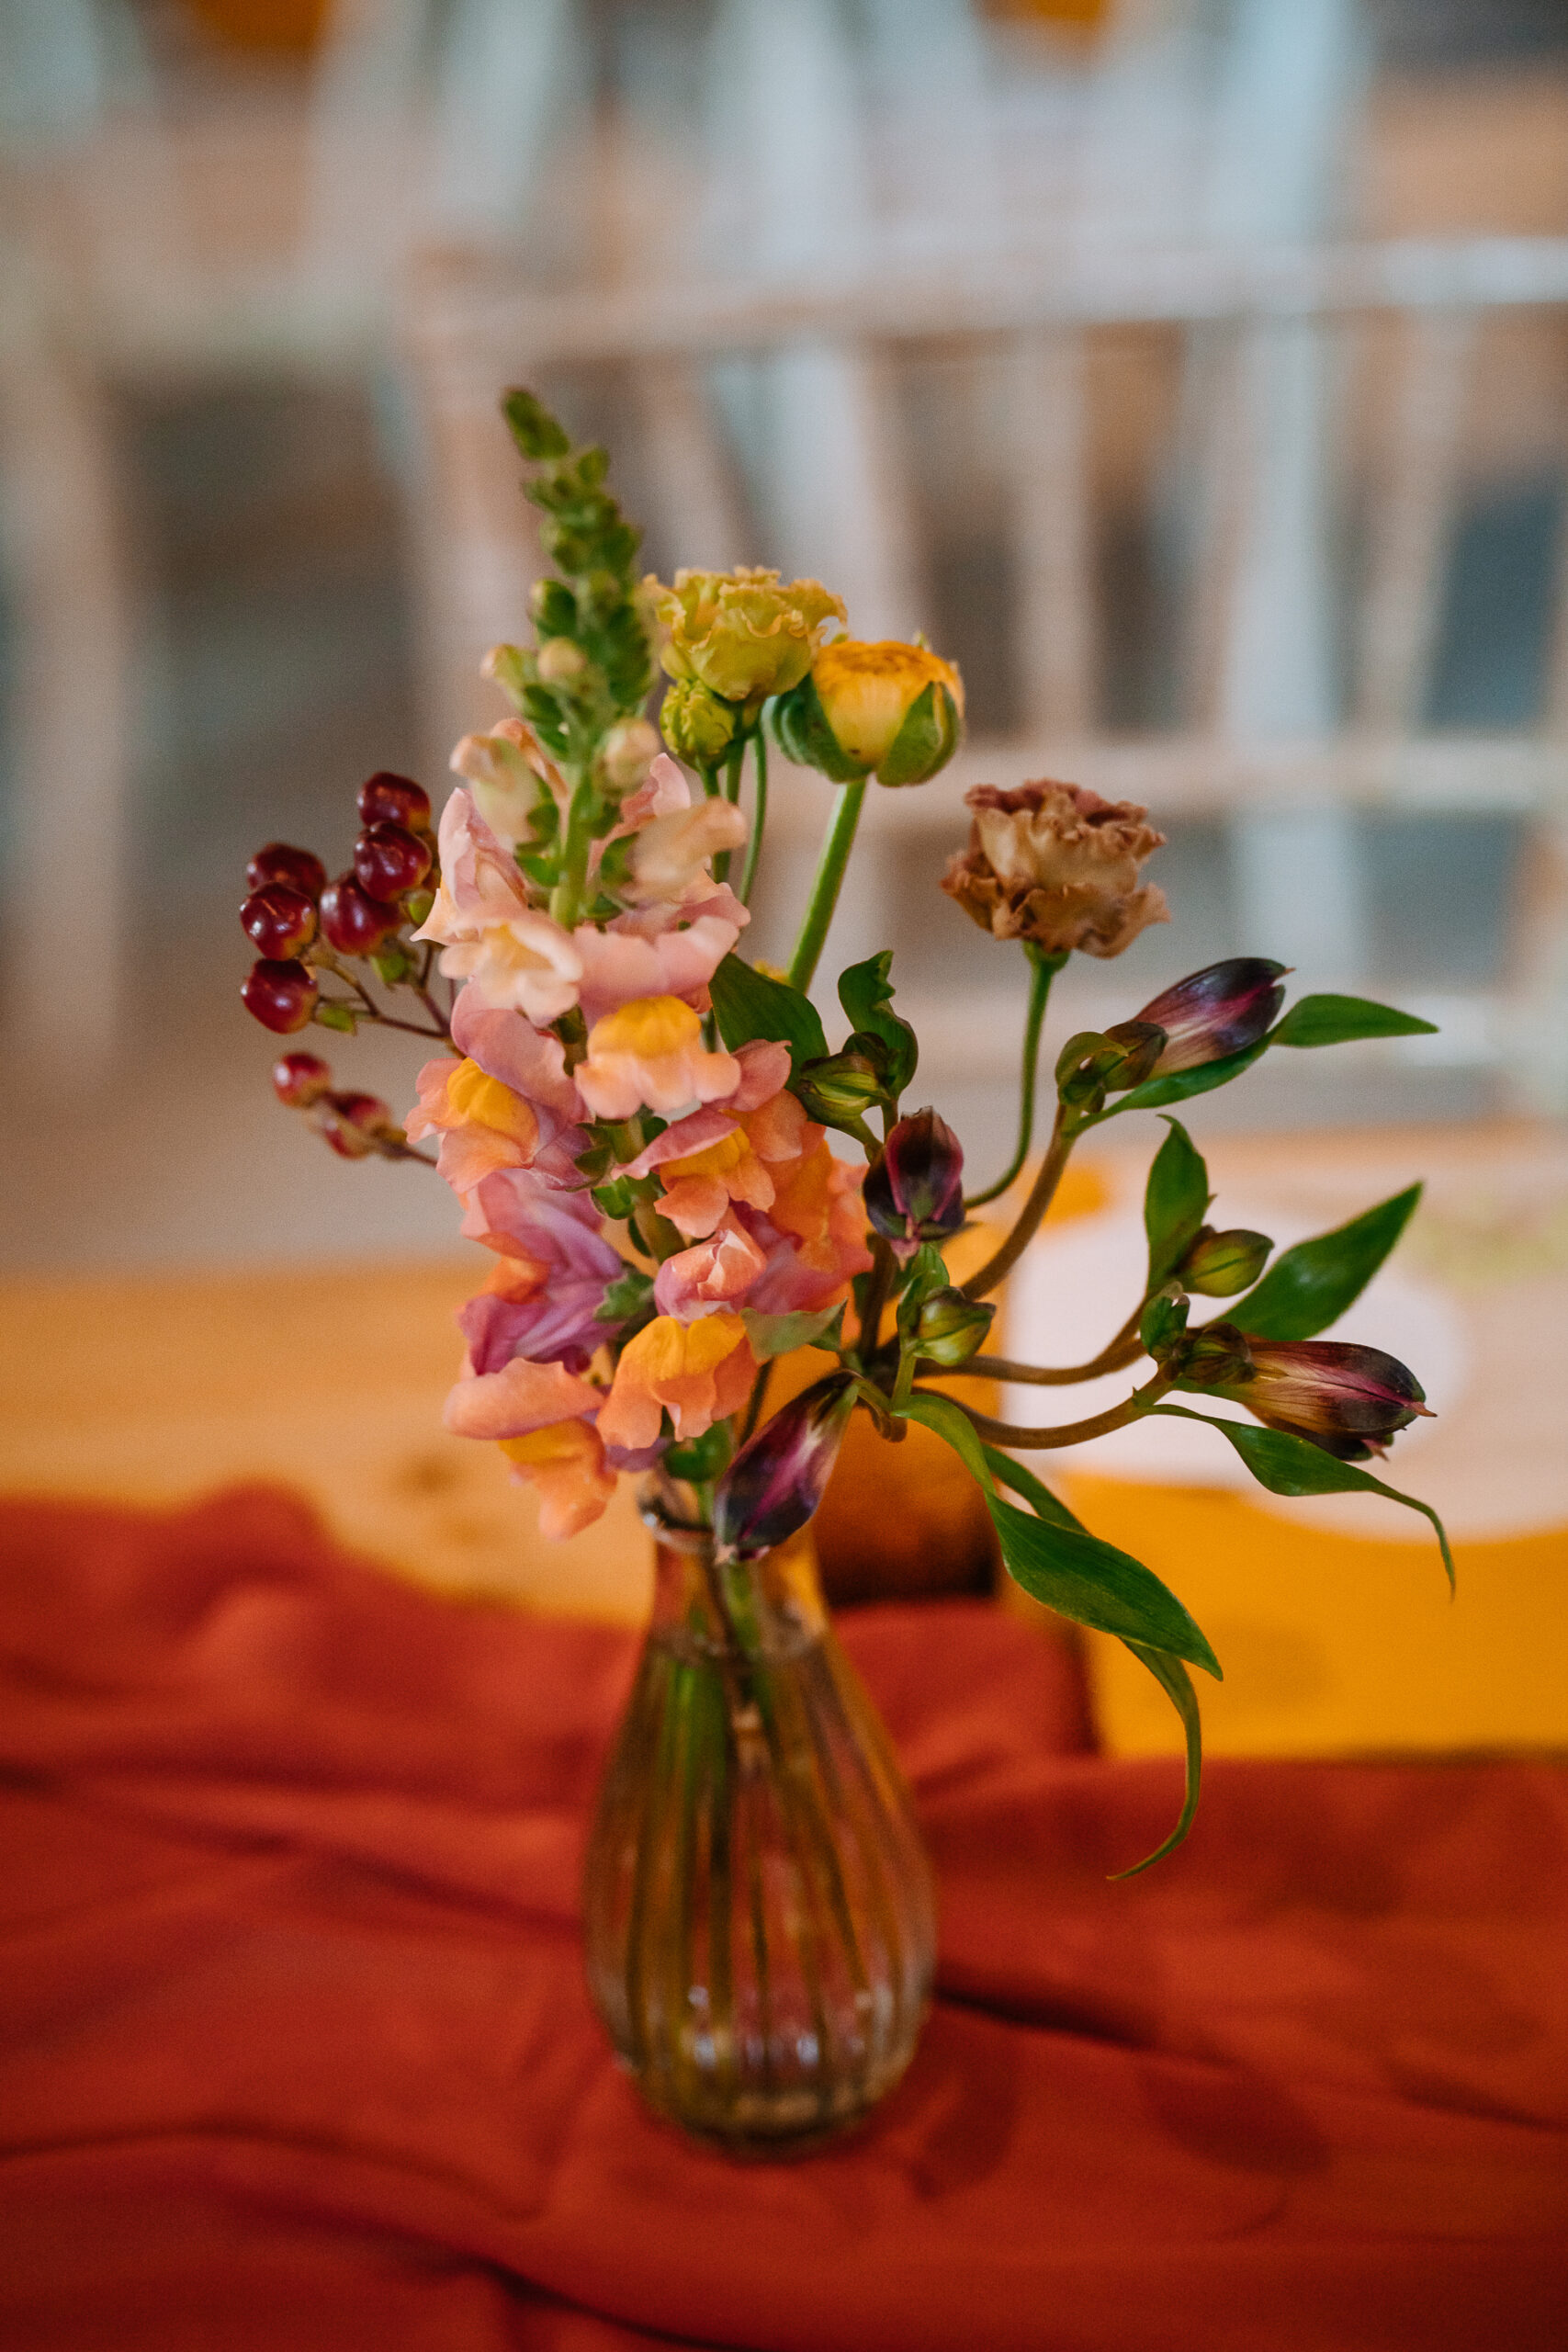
top-left (1111, 1643), bottom-right (1203, 1878)
top-left (597, 1263), bottom-right (655, 1325)
top-left (837, 951), bottom-right (918, 1095)
top-left (708, 954), bottom-right (829, 1074)
top-left (1152, 1404), bottom-right (1454, 1590)
top-left (1144, 1118), bottom-right (1211, 1287)
top-left (1095, 1035), bottom-right (1272, 1120)
top-left (1231, 1184), bottom-right (1422, 1341)
top-left (991, 1500), bottom-right (1223, 1673)
top-left (739, 1304), bottom-right (844, 1362)
top-left (980, 1446), bottom-right (1085, 1532)
top-left (897, 1393), bottom-right (1220, 1674)
top-left (1271, 993), bottom-right (1438, 1048)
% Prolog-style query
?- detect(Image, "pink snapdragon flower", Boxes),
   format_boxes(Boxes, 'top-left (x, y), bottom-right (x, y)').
top-left (653, 1219), bottom-right (768, 1321)
top-left (413, 790), bottom-right (581, 1023)
top-left (457, 1188), bottom-right (628, 1373)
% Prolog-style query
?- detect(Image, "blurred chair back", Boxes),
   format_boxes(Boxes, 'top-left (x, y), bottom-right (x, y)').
top-left (404, 224), bottom-right (1568, 1115)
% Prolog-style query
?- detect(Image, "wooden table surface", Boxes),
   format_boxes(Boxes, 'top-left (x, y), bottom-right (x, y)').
top-left (5, 1122), bottom-right (1565, 1758)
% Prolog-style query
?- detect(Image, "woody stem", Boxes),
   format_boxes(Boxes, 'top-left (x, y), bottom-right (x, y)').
top-left (961, 1107), bottom-right (1075, 1302)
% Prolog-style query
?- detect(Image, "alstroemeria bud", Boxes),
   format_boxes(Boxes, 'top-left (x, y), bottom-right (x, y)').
top-left (712, 1374), bottom-right (857, 1560)
top-left (1134, 959), bottom-right (1287, 1076)
top-left (1182, 1333), bottom-right (1432, 1461)
top-left (793, 1048), bottom-right (885, 1125)
top-left (1179, 1227), bottom-right (1271, 1296)
top-left (1168, 1319), bottom-right (1255, 1388)
top-left (660, 676), bottom-right (736, 763)
top-left (913, 1286), bottom-right (995, 1368)
top-left (864, 1108), bottom-right (964, 1261)
top-left (1055, 1020), bottom-right (1166, 1113)
top-left (773, 640), bottom-right (964, 786)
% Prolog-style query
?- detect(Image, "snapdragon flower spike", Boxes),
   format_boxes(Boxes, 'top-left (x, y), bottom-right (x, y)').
top-left (712, 1374), bottom-right (857, 1561)
top-left (1134, 959), bottom-right (1288, 1076)
top-left (1180, 1329), bottom-right (1432, 1460)
top-left (863, 1108), bottom-right (964, 1262)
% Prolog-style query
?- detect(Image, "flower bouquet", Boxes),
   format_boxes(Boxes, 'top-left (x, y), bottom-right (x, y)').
top-left (241, 389), bottom-right (1450, 2153)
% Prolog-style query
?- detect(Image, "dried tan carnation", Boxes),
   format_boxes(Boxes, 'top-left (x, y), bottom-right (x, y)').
top-left (941, 778), bottom-right (1168, 958)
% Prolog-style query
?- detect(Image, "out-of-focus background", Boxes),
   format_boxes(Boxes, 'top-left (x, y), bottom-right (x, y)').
top-left (3, 0), bottom-right (1567, 1270)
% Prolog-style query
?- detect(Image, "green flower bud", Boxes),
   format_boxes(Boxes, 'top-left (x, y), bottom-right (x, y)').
top-left (913, 1285), bottom-right (995, 1368)
top-left (1139, 1288), bottom-right (1190, 1363)
top-left (1179, 1227), bottom-right (1272, 1297)
top-left (660, 677), bottom-right (737, 763)
top-left (792, 1048), bottom-right (886, 1124)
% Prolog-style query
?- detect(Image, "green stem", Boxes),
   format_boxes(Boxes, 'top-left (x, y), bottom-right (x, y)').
top-left (919, 1373), bottom-right (1171, 1451)
top-left (738, 727), bottom-right (768, 909)
top-left (961, 1108), bottom-right (1075, 1302)
top-left (964, 947), bottom-right (1064, 1207)
top-left (714, 737), bottom-right (747, 888)
top-left (964, 1312), bottom-right (1145, 1388)
top-left (786, 778), bottom-right (868, 994)
top-left (548, 775), bottom-right (595, 930)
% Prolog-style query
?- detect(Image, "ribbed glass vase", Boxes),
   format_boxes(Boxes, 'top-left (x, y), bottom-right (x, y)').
top-left (582, 1487), bottom-right (936, 2154)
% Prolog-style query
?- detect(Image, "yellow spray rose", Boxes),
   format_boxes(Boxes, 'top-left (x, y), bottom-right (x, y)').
top-left (773, 639), bottom-right (964, 786)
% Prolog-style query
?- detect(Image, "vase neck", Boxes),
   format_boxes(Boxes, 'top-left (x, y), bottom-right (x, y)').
top-left (640, 1480), bottom-right (827, 1665)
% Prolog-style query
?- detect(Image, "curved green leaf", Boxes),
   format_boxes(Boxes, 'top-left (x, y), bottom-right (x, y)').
top-left (897, 1393), bottom-right (1221, 1674)
top-left (837, 950), bottom-right (918, 1094)
top-left (1152, 1403), bottom-right (1454, 1590)
top-left (1272, 993), bottom-right (1438, 1048)
top-left (1230, 1184), bottom-right (1421, 1341)
top-left (1144, 1118), bottom-right (1211, 1287)
top-left (1111, 1642), bottom-right (1203, 1879)
top-left (980, 1445), bottom-right (1085, 1532)
top-left (708, 954), bottom-right (828, 1073)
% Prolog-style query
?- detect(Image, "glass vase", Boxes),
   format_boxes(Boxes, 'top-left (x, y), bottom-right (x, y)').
top-left (582, 1485), bottom-right (936, 2155)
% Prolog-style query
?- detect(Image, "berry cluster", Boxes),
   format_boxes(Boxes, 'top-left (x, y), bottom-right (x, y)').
top-left (269, 1050), bottom-right (419, 1162)
top-left (240, 772), bottom-right (450, 1050)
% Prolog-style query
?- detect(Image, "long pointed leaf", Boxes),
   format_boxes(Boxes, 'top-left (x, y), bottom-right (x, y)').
top-left (708, 953), bottom-right (828, 1072)
top-left (1152, 1404), bottom-right (1454, 1590)
top-left (1144, 1117), bottom-right (1211, 1287)
top-left (1272, 993), bottom-right (1437, 1048)
top-left (1230, 1184), bottom-right (1421, 1341)
top-left (981, 1445), bottom-right (1086, 1532)
top-left (897, 1393), bottom-right (1221, 1674)
top-left (1111, 1642), bottom-right (1203, 1879)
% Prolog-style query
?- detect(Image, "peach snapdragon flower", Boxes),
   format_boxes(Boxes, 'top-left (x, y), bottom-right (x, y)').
top-left (576, 995), bottom-right (740, 1122)
top-left (449, 716), bottom-right (567, 846)
top-left (499, 1419), bottom-right (616, 1539)
top-left (405, 1055), bottom-right (539, 1195)
top-left (626, 1082), bottom-right (809, 1238)
top-left (597, 1311), bottom-right (757, 1451)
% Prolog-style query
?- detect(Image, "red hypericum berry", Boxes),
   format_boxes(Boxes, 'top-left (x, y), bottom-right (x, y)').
top-left (354, 821), bottom-right (433, 903)
top-left (319, 873), bottom-right (397, 955)
top-left (271, 1050), bottom-right (332, 1107)
top-left (246, 842), bottom-right (326, 899)
top-left (242, 958), bottom-right (319, 1035)
top-left (357, 772), bottom-right (431, 833)
top-left (323, 1091), bottom-right (395, 1159)
top-left (242, 882), bottom-right (317, 958)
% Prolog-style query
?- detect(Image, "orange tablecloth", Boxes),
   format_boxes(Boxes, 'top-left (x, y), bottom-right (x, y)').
top-left (3, 1489), bottom-right (1565, 2350)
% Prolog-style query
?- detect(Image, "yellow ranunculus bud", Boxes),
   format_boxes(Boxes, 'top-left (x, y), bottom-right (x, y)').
top-left (660, 677), bottom-right (737, 764)
top-left (773, 639), bottom-right (964, 786)
top-left (646, 567), bottom-right (846, 706)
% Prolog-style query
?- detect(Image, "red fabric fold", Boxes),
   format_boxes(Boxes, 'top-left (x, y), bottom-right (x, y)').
top-left (1, 1488), bottom-right (1564, 2350)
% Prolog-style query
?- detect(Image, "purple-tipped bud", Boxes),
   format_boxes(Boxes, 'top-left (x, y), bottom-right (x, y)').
top-left (1179, 1226), bottom-right (1271, 1297)
top-left (1134, 959), bottom-right (1288, 1076)
top-left (712, 1374), bottom-right (857, 1560)
top-left (1180, 1330), bottom-right (1432, 1461)
top-left (863, 1107), bottom-right (964, 1262)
